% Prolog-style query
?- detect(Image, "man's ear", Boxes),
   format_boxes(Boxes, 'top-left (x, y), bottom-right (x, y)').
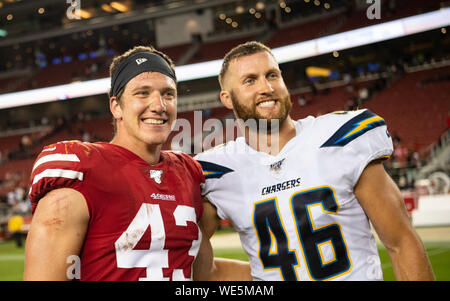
top-left (110, 96), bottom-right (122, 120)
top-left (219, 90), bottom-right (233, 110)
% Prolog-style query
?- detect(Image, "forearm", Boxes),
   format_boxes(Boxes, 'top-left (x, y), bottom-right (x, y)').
top-left (193, 236), bottom-right (252, 281)
top-left (354, 162), bottom-right (435, 281)
top-left (386, 233), bottom-right (435, 281)
top-left (209, 257), bottom-right (252, 281)
top-left (193, 237), bottom-right (214, 281)
top-left (24, 225), bottom-right (77, 280)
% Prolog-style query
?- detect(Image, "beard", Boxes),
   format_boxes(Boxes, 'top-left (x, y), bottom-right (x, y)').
top-left (230, 90), bottom-right (292, 132)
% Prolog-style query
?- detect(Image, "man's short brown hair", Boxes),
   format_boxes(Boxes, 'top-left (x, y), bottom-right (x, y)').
top-left (218, 41), bottom-right (274, 89)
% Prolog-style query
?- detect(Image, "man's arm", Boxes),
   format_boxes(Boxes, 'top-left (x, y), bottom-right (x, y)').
top-left (24, 188), bottom-right (89, 280)
top-left (354, 161), bottom-right (435, 280)
top-left (194, 199), bottom-right (252, 281)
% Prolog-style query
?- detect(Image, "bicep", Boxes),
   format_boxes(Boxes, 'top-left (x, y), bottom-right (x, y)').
top-left (354, 161), bottom-right (413, 248)
top-left (24, 188), bottom-right (89, 280)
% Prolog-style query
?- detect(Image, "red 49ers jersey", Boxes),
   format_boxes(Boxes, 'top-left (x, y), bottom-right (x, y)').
top-left (29, 141), bottom-right (204, 281)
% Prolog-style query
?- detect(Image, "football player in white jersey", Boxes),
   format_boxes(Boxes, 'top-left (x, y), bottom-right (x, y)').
top-left (195, 41), bottom-right (434, 281)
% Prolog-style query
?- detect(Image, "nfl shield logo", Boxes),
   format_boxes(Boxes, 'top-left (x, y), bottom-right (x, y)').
top-left (269, 158), bottom-right (285, 175)
top-left (150, 170), bottom-right (163, 184)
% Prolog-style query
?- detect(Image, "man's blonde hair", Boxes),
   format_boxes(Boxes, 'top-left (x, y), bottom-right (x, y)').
top-left (218, 41), bottom-right (274, 89)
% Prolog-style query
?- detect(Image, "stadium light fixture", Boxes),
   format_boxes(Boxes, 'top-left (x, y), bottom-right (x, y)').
top-left (79, 9), bottom-right (93, 19)
top-left (110, 2), bottom-right (130, 12)
top-left (101, 4), bottom-right (115, 13)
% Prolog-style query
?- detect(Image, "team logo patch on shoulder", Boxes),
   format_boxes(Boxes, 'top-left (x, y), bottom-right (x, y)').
top-left (197, 160), bottom-right (233, 179)
top-left (150, 170), bottom-right (163, 184)
top-left (321, 110), bottom-right (386, 148)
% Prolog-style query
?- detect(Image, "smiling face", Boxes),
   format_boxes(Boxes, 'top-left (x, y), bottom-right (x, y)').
top-left (110, 71), bottom-right (177, 151)
top-left (220, 51), bottom-right (292, 128)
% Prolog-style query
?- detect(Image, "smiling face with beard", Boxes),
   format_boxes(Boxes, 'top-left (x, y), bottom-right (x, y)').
top-left (229, 89), bottom-right (292, 132)
top-left (221, 51), bottom-right (293, 132)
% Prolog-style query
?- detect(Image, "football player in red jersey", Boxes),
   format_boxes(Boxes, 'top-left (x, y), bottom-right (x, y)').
top-left (24, 46), bottom-right (251, 281)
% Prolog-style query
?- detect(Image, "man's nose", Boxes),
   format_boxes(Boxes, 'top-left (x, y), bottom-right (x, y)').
top-left (149, 91), bottom-right (166, 113)
top-left (258, 78), bottom-right (274, 94)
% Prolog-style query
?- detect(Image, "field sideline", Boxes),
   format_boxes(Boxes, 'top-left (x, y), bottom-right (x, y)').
top-left (1, 227), bottom-right (449, 281)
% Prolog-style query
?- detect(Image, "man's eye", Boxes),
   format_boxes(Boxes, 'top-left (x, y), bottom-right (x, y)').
top-left (136, 91), bottom-right (149, 96)
top-left (163, 91), bottom-right (176, 98)
top-left (244, 78), bottom-right (255, 85)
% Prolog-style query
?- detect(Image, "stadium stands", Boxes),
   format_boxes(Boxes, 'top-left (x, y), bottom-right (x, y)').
top-left (364, 65), bottom-right (450, 151)
top-left (188, 34), bottom-right (258, 64)
top-left (266, 13), bottom-right (344, 48)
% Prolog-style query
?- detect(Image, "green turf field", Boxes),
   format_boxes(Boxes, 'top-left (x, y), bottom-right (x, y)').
top-left (0, 240), bottom-right (26, 281)
top-left (1, 238), bottom-right (449, 281)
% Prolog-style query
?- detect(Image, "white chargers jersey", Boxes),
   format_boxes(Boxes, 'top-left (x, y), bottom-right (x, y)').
top-left (195, 109), bottom-right (393, 281)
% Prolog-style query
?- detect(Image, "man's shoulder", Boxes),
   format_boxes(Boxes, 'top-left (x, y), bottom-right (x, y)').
top-left (295, 109), bottom-right (388, 148)
top-left (37, 140), bottom-right (105, 157)
top-left (194, 139), bottom-right (244, 161)
top-left (163, 150), bottom-right (204, 180)
top-left (163, 150), bottom-right (198, 166)
top-left (29, 140), bottom-right (101, 213)
top-left (316, 109), bottom-right (388, 148)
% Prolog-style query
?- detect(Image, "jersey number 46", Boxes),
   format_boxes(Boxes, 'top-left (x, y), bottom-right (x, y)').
top-left (254, 186), bottom-right (351, 281)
